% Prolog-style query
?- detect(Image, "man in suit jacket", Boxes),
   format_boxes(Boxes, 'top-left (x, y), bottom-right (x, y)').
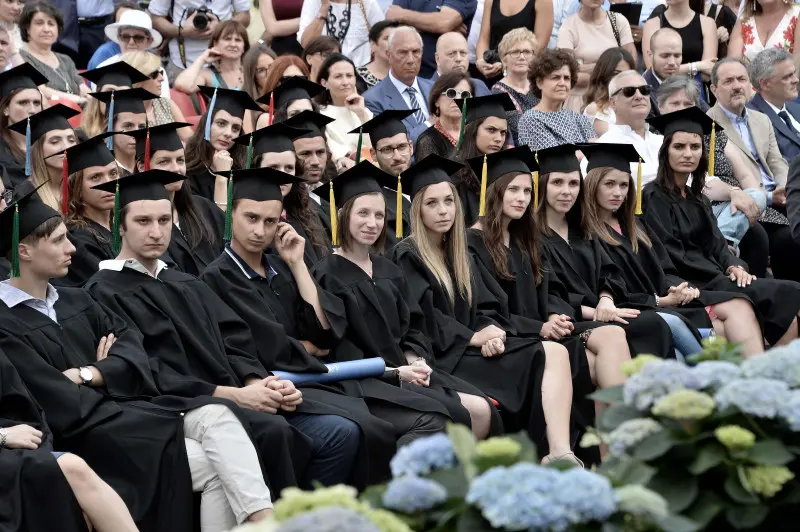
top-left (364, 26), bottom-right (433, 146)
top-left (788, 156), bottom-right (800, 246)
top-left (429, 32), bottom-right (490, 97)
top-left (747, 47), bottom-right (800, 163)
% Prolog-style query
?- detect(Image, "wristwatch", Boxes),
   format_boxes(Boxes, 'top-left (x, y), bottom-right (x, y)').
top-left (79, 366), bottom-right (94, 385)
top-left (0, 427), bottom-right (7, 449)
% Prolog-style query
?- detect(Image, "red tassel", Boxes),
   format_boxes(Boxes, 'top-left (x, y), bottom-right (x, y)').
top-left (269, 93), bottom-right (274, 126)
top-left (61, 152), bottom-right (68, 216)
top-left (144, 129), bottom-right (151, 171)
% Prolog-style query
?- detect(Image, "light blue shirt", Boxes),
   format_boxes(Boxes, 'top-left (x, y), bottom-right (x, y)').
top-left (77, 0), bottom-right (114, 18)
top-left (388, 71), bottom-right (430, 120)
top-left (0, 280), bottom-right (59, 323)
top-left (719, 104), bottom-right (777, 192)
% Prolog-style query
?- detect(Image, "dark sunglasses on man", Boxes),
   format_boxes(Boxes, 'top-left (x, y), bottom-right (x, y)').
top-left (612, 85), bottom-right (652, 98)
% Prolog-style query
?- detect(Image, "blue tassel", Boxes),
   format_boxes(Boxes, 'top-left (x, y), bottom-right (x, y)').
top-left (105, 91), bottom-right (115, 151)
top-left (24, 118), bottom-right (31, 176)
top-left (204, 89), bottom-right (218, 142)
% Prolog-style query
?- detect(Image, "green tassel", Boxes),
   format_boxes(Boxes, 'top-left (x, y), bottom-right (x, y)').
top-left (355, 127), bottom-right (363, 163)
top-left (456, 99), bottom-right (467, 151)
top-left (245, 134), bottom-right (254, 169)
top-left (112, 181), bottom-right (121, 255)
top-left (223, 171), bottom-right (233, 242)
top-left (10, 205), bottom-right (19, 278)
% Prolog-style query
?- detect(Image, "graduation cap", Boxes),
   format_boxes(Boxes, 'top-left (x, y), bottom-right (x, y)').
top-left (396, 154), bottom-right (463, 238)
top-left (283, 110), bottom-right (335, 140)
top-left (81, 61), bottom-right (150, 90)
top-left (523, 144), bottom-right (581, 209)
top-left (348, 110), bottom-right (413, 163)
top-left (0, 63), bottom-right (48, 98)
top-left (122, 122), bottom-right (190, 170)
top-left (0, 181), bottom-right (61, 277)
top-left (314, 161), bottom-right (396, 246)
top-left (232, 123), bottom-right (310, 169)
top-left (580, 142), bottom-right (644, 213)
top-left (90, 88), bottom-right (158, 150)
top-left (257, 77), bottom-right (325, 124)
top-left (51, 133), bottom-right (118, 216)
top-left (92, 169), bottom-right (185, 254)
top-left (467, 146), bottom-right (538, 217)
top-left (197, 86), bottom-right (261, 142)
top-left (7, 104), bottom-right (79, 179)
top-left (453, 93), bottom-right (515, 148)
top-left (647, 106), bottom-right (720, 181)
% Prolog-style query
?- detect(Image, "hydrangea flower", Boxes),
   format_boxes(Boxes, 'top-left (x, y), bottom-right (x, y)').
top-left (741, 344), bottom-right (800, 387)
top-left (274, 485), bottom-right (361, 521)
top-left (579, 431), bottom-right (604, 448)
top-left (364, 509), bottom-right (414, 532)
top-left (714, 425), bottom-right (756, 451)
top-left (552, 468), bottom-right (617, 526)
top-left (651, 389), bottom-right (716, 420)
top-left (623, 360), bottom-right (698, 410)
top-left (691, 361), bottom-right (742, 390)
top-left (277, 507), bottom-right (381, 532)
top-left (390, 433), bottom-right (456, 478)
top-left (780, 390), bottom-right (800, 431)
top-left (621, 354), bottom-right (662, 378)
top-left (614, 485), bottom-right (669, 522)
top-left (745, 465), bottom-right (795, 498)
top-left (607, 418), bottom-right (663, 457)
top-left (475, 437), bottom-right (522, 462)
top-left (382, 476), bottom-right (447, 513)
top-left (714, 379), bottom-right (790, 418)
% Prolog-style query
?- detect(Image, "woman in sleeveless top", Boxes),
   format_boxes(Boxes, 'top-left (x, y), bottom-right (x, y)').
top-left (703, 0), bottom-right (737, 58)
top-left (174, 21), bottom-right (248, 94)
top-left (643, 0), bottom-right (718, 71)
top-left (729, 0), bottom-right (800, 63)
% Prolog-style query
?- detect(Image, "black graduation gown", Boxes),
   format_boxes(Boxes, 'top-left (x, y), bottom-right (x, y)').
top-left (310, 194), bottom-right (333, 236)
top-left (168, 196), bottom-right (225, 276)
top-left (0, 259), bottom-right (9, 280)
top-left (186, 168), bottom-right (215, 203)
top-left (642, 183), bottom-right (800, 344)
top-left (381, 187), bottom-right (411, 251)
top-left (276, 212), bottom-right (327, 267)
top-left (313, 254), bottom-right (502, 431)
top-left (456, 179), bottom-right (480, 228)
top-left (0, 139), bottom-right (26, 188)
top-left (541, 230), bottom-right (678, 359)
top-left (0, 288), bottom-right (195, 532)
top-left (59, 221), bottom-right (114, 287)
top-left (84, 267), bottom-right (314, 493)
top-left (201, 250), bottom-right (397, 486)
top-left (0, 351), bottom-right (87, 532)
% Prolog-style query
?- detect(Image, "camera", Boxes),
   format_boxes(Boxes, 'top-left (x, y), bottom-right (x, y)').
top-left (483, 49), bottom-right (500, 65)
top-left (189, 7), bottom-right (211, 30)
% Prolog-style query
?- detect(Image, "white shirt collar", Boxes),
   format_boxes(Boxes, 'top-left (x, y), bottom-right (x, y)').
top-left (388, 70), bottom-right (422, 98)
top-left (99, 258), bottom-right (169, 278)
top-left (763, 98), bottom-right (786, 115)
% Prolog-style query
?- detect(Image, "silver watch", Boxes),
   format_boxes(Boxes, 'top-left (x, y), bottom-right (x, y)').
top-left (0, 427), bottom-right (7, 448)
top-left (79, 366), bottom-right (94, 385)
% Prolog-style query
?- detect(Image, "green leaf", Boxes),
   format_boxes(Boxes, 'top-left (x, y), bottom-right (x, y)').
top-left (684, 492), bottom-right (724, 527)
top-left (724, 472), bottom-right (759, 504)
top-left (446, 423), bottom-right (477, 480)
top-left (687, 443), bottom-right (726, 475)
top-left (361, 484), bottom-right (387, 509)
top-left (746, 439), bottom-right (794, 466)
top-left (657, 514), bottom-right (701, 532)
top-left (505, 431), bottom-right (538, 464)
top-left (455, 507), bottom-right (493, 532)
top-left (724, 504), bottom-right (769, 530)
top-left (648, 472), bottom-right (699, 513)
top-left (427, 467), bottom-right (470, 500)
top-left (633, 431), bottom-right (675, 461)
top-left (604, 456), bottom-right (657, 486)
top-left (588, 385), bottom-right (624, 404)
top-left (598, 404), bottom-right (644, 432)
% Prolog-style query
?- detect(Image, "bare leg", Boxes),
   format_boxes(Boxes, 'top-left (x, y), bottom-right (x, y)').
top-left (712, 299), bottom-right (765, 356)
top-left (56, 454), bottom-right (138, 532)
top-left (456, 392), bottom-right (492, 440)
top-left (585, 325), bottom-right (630, 389)
top-left (776, 317), bottom-right (799, 346)
top-left (540, 341), bottom-right (574, 457)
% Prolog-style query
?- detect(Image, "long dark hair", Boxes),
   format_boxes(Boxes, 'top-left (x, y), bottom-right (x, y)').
top-left (454, 117), bottom-right (491, 193)
top-left (583, 47), bottom-right (635, 109)
top-left (243, 43), bottom-right (277, 101)
top-left (535, 171), bottom-right (587, 238)
top-left (480, 171), bottom-right (543, 283)
top-left (0, 89), bottom-right (38, 164)
top-left (66, 168), bottom-right (112, 241)
top-left (185, 112), bottom-right (246, 177)
top-left (428, 71), bottom-right (473, 116)
top-left (655, 131), bottom-right (708, 199)
top-left (338, 193), bottom-right (387, 254)
top-left (273, 99), bottom-right (321, 123)
top-left (315, 53), bottom-right (359, 107)
top-left (284, 181), bottom-right (330, 257)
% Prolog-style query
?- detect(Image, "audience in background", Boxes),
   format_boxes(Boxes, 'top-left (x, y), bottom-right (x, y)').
top-left (416, 70), bottom-right (473, 160)
top-left (299, 0), bottom-right (383, 68)
top-left (357, 20), bottom-right (400, 89)
top-left (260, 0), bottom-right (305, 56)
top-left (702, 0), bottom-right (737, 58)
top-left (87, 2), bottom-right (139, 70)
top-left (302, 35), bottom-right (341, 83)
top-left (174, 20), bottom-right (249, 93)
top-left (253, 54), bottom-right (311, 130)
top-left (729, 0), bottom-right (800, 63)
top-left (0, 0), bottom-right (23, 53)
top-left (242, 43), bottom-right (277, 103)
top-left (583, 47), bottom-right (636, 135)
top-left (432, 32), bottom-right (490, 97)
top-left (490, 28), bottom-right (538, 146)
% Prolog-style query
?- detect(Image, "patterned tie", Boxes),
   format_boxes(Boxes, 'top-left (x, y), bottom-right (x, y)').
top-left (405, 87), bottom-right (426, 125)
top-left (778, 110), bottom-right (800, 139)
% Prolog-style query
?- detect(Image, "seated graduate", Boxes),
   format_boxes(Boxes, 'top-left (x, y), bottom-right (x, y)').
top-left (575, 142), bottom-right (766, 357)
top-left (232, 122), bottom-right (330, 266)
top-left (643, 107), bottom-right (800, 351)
top-left (0, 182), bottom-right (273, 532)
top-left (128, 122), bottom-right (225, 276)
top-left (0, 349), bottom-right (138, 532)
top-left (255, 76), bottom-right (323, 131)
top-left (388, 154), bottom-right (579, 463)
top-left (535, 143), bottom-right (687, 359)
top-left (0, 180), bottom-right (11, 278)
top-left (83, 169), bottom-right (360, 489)
top-left (312, 162), bottom-right (503, 439)
top-left (0, 64), bottom-right (48, 188)
top-left (78, 61), bottom-right (150, 139)
top-left (88, 88), bottom-right (155, 175)
top-left (351, 110), bottom-right (414, 249)
top-left (8, 104), bottom-right (78, 212)
top-left (186, 87), bottom-right (262, 204)
top-left (201, 166), bottom-right (397, 485)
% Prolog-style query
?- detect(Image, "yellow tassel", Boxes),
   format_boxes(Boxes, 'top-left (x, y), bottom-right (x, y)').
top-left (532, 171), bottom-right (539, 210)
top-left (329, 186), bottom-right (338, 246)
top-left (708, 123), bottom-right (716, 176)
top-left (396, 175), bottom-right (403, 239)
top-left (478, 155), bottom-right (487, 217)
top-left (635, 158), bottom-right (643, 215)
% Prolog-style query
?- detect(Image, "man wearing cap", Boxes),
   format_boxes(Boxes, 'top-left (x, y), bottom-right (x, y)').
top-left (89, 87), bottom-right (155, 174)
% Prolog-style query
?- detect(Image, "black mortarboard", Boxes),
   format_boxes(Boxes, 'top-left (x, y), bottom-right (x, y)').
top-left (230, 167), bottom-right (302, 203)
top-left (61, 133), bottom-right (117, 175)
top-left (232, 123), bottom-right (310, 165)
top-left (580, 143), bottom-right (643, 173)
top-left (349, 110), bottom-right (412, 145)
top-left (198, 86), bottom-right (261, 142)
top-left (467, 146), bottom-right (538, 216)
top-left (81, 61), bottom-right (149, 89)
top-left (283, 110), bottom-right (335, 140)
top-left (89, 87), bottom-right (158, 116)
top-left (8, 104), bottom-right (78, 178)
top-left (646, 106), bottom-right (717, 137)
top-left (123, 122), bottom-right (190, 168)
top-left (0, 181), bottom-right (61, 276)
top-left (536, 144), bottom-right (582, 175)
top-left (400, 154), bottom-right (463, 198)
top-left (455, 93), bottom-right (515, 124)
top-left (258, 77), bottom-right (325, 109)
top-left (0, 63), bottom-right (48, 98)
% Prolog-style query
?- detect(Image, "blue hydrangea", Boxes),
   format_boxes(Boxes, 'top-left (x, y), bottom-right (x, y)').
top-left (607, 418), bottom-right (663, 456)
top-left (623, 359), bottom-right (698, 410)
top-left (552, 468), bottom-right (617, 525)
top-left (715, 378), bottom-right (790, 418)
top-left (382, 476), bottom-right (447, 513)
top-left (277, 506), bottom-right (381, 532)
top-left (390, 433), bottom-right (456, 478)
top-left (691, 361), bottom-right (742, 390)
top-left (780, 390), bottom-right (800, 431)
top-left (741, 344), bottom-right (800, 388)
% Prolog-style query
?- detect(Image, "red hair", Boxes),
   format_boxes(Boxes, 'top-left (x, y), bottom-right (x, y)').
top-left (262, 55), bottom-right (310, 96)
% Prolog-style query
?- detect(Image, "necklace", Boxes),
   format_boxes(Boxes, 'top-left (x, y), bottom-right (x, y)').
top-left (435, 121), bottom-right (458, 147)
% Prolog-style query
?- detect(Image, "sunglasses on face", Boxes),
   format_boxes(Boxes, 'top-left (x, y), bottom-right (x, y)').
top-left (148, 68), bottom-right (165, 80)
top-left (442, 88), bottom-right (471, 99)
top-left (612, 85), bottom-right (652, 98)
top-left (119, 33), bottom-right (148, 44)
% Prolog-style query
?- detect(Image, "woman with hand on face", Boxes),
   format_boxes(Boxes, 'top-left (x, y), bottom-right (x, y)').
top-left (313, 162), bottom-right (503, 442)
top-left (415, 71), bottom-right (473, 162)
top-left (0, 63), bottom-right (46, 187)
top-left (174, 20), bottom-right (249, 93)
top-left (389, 154), bottom-right (578, 458)
top-left (316, 54), bottom-right (373, 161)
top-left (642, 107), bottom-right (800, 354)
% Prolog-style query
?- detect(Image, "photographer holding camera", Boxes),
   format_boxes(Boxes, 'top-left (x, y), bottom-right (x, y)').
top-left (148, 0), bottom-right (251, 83)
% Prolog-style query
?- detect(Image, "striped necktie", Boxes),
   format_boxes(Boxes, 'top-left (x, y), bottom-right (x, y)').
top-left (405, 87), bottom-right (426, 125)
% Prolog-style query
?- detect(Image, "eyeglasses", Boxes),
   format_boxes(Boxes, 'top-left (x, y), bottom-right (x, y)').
top-left (505, 49), bottom-right (534, 58)
top-left (280, 75), bottom-right (308, 83)
top-left (119, 32), bottom-right (148, 44)
top-left (442, 88), bottom-right (471, 99)
top-left (376, 143), bottom-right (411, 156)
top-left (0, 189), bottom-right (11, 206)
top-left (612, 85), bottom-right (652, 98)
top-left (148, 68), bottom-right (164, 80)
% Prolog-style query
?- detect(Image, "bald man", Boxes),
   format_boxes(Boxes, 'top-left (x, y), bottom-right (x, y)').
top-left (430, 32), bottom-right (490, 96)
top-left (644, 28), bottom-right (710, 117)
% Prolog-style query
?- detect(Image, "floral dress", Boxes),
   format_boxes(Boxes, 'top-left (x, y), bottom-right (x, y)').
top-left (740, 4), bottom-right (800, 63)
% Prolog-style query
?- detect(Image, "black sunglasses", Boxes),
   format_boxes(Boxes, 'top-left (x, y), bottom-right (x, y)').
top-left (612, 85), bottom-right (652, 98)
top-left (148, 68), bottom-right (164, 80)
top-left (442, 88), bottom-right (471, 99)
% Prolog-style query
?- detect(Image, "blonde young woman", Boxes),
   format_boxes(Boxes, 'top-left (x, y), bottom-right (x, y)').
top-left (389, 154), bottom-right (580, 462)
